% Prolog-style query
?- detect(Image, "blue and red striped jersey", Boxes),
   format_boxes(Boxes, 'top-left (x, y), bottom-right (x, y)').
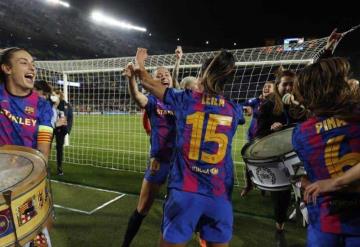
top-left (293, 116), bottom-right (360, 235)
top-left (0, 83), bottom-right (53, 148)
top-left (145, 94), bottom-right (176, 162)
top-left (163, 88), bottom-right (245, 200)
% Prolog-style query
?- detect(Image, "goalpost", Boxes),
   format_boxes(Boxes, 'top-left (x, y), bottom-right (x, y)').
top-left (35, 37), bottom-right (328, 186)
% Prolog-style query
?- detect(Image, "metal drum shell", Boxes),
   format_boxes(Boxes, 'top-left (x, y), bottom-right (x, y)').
top-left (0, 145), bottom-right (53, 247)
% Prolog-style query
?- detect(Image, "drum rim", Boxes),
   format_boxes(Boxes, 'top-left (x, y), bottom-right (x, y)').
top-left (0, 145), bottom-right (47, 164)
top-left (241, 125), bottom-right (296, 161)
top-left (0, 145), bottom-right (48, 202)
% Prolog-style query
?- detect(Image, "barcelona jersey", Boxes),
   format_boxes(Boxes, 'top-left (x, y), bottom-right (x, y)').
top-left (163, 89), bottom-right (245, 200)
top-left (0, 83), bottom-right (53, 148)
top-left (293, 116), bottom-right (360, 235)
top-left (145, 95), bottom-right (176, 162)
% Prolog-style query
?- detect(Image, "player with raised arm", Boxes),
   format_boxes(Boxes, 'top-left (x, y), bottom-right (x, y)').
top-left (135, 47), bottom-right (245, 247)
top-left (141, 46), bottom-right (183, 137)
top-left (121, 55), bottom-right (177, 246)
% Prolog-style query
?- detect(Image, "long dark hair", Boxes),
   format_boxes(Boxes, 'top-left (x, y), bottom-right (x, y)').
top-left (199, 50), bottom-right (235, 95)
top-left (0, 47), bottom-right (27, 83)
top-left (263, 81), bottom-right (283, 116)
top-left (295, 57), bottom-right (358, 117)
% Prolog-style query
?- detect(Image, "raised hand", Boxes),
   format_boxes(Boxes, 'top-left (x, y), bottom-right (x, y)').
top-left (175, 46), bottom-right (183, 60)
top-left (325, 28), bottom-right (343, 52)
top-left (135, 48), bottom-right (148, 68)
top-left (122, 62), bottom-right (135, 79)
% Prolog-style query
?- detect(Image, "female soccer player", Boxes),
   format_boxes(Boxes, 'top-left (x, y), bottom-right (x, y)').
top-left (135, 47), bottom-right (245, 247)
top-left (0, 47), bottom-right (53, 246)
top-left (293, 57), bottom-right (360, 247)
top-left (122, 65), bottom-right (176, 247)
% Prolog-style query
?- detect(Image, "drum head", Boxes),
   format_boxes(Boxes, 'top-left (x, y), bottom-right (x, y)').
top-left (243, 127), bottom-right (294, 160)
top-left (0, 146), bottom-right (51, 246)
top-left (0, 145), bottom-right (47, 195)
top-left (0, 154), bottom-right (33, 192)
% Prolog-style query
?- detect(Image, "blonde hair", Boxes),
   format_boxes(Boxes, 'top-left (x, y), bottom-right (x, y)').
top-left (180, 76), bottom-right (197, 89)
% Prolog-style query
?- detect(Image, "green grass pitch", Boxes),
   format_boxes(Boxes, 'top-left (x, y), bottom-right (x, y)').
top-left (47, 114), bottom-right (306, 246)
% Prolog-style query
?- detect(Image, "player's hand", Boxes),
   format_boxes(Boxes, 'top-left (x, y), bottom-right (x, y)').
top-left (149, 158), bottom-right (160, 175)
top-left (299, 176), bottom-right (311, 190)
top-left (122, 62), bottom-right (135, 79)
top-left (304, 178), bottom-right (340, 204)
top-left (270, 122), bottom-right (283, 131)
top-left (135, 48), bottom-right (148, 69)
top-left (325, 28), bottom-right (343, 52)
top-left (175, 46), bottom-right (183, 60)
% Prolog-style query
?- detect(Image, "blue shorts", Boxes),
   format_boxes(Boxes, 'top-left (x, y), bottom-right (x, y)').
top-left (161, 189), bottom-right (233, 244)
top-left (307, 224), bottom-right (360, 247)
top-left (144, 158), bottom-right (170, 185)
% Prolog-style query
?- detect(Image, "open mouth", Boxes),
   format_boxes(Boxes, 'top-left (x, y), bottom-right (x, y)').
top-left (162, 81), bottom-right (170, 87)
top-left (24, 73), bottom-right (35, 83)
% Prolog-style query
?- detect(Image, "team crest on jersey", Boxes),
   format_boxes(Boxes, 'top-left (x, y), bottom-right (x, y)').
top-left (25, 106), bottom-right (35, 114)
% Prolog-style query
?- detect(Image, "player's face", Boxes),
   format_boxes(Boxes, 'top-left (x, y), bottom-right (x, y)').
top-left (6, 50), bottom-right (36, 93)
top-left (51, 92), bottom-right (61, 104)
top-left (277, 76), bottom-right (294, 96)
top-left (262, 82), bottom-right (274, 97)
top-left (154, 68), bottom-right (173, 88)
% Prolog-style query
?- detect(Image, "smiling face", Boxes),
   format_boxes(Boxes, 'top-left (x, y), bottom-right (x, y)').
top-left (262, 81), bottom-right (274, 97)
top-left (154, 67), bottom-right (173, 88)
top-left (1, 50), bottom-right (36, 96)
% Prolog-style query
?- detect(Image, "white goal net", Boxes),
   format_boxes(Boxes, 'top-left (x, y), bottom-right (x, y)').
top-left (35, 37), bottom-right (328, 186)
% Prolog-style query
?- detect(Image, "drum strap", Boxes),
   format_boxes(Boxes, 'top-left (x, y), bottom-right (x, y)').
top-left (3, 190), bottom-right (21, 247)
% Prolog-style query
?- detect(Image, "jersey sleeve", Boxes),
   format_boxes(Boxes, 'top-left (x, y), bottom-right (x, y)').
top-left (37, 99), bottom-right (54, 144)
top-left (144, 94), bottom-right (157, 113)
top-left (163, 88), bottom-right (191, 109)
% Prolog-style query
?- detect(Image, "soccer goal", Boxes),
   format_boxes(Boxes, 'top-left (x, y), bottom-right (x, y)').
top-left (35, 37), bottom-right (328, 186)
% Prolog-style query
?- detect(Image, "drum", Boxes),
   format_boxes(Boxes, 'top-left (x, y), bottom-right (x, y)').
top-left (241, 127), bottom-right (304, 191)
top-left (0, 145), bottom-right (53, 247)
